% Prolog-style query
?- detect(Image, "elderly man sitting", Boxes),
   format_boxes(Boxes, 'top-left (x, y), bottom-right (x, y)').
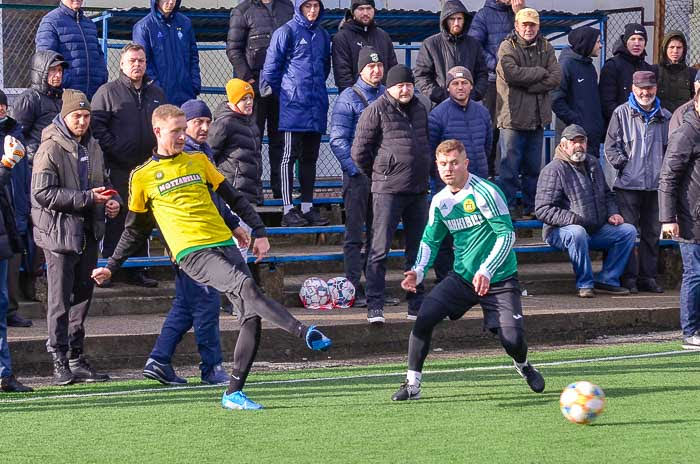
top-left (535, 124), bottom-right (637, 297)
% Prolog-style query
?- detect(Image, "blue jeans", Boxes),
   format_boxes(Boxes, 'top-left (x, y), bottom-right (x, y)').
top-left (498, 128), bottom-right (544, 211)
top-left (0, 259), bottom-right (11, 378)
top-left (149, 269), bottom-right (223, 377)
top-left (545, 223), bottom-right (637, 289)
top-left (680, 243), bottom-right (700, 336)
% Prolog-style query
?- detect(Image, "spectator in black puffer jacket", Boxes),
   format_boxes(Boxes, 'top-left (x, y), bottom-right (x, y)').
top-left (11, 50), bottom-right (67, 163)
top-left (599, 23), bottom-right (655, 124)
top-left (226, 0), bottom-right (293, 200)
top-left (659, 93), bottom-right (700, 349)
top-left (656, 31), bottom-right (697, 114)
top-left (331, 0), bottom-right (397, 94)
top-left (414, 0), bottom-right (488, 107)
top-left (535, 124), bottom-right (636, 298)
top-left (211, 79), bottom-right (264, 206)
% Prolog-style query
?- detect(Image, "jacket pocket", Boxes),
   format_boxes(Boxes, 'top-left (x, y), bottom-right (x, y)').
top-left (37, 209), bottom-right (84, 254)
top-left (247, 33), bottom-right (271, 72)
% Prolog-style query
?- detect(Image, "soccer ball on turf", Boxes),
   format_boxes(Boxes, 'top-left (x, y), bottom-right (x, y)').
top-left (299, 277), bottom-right (332, 310)
top-left (327, 277), bottom-right (356, 308)
top-left (559, 381), bottom-right (606, 425)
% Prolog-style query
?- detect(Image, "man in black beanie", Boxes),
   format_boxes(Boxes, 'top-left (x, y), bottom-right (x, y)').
top-left (599, 23), bottom-right (655, 124)
top-left (332, 0), bottom-right (397, 93)
top-left (351, 64), bottom-right (432, 323)
top-left (553, 26), bottom-right (605, 158)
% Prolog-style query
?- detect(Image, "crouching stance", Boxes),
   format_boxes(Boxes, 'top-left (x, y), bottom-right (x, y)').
top-left (92, 105), bottom-right (331, 410)
top-left (392, 139), bottom-right (544, 401)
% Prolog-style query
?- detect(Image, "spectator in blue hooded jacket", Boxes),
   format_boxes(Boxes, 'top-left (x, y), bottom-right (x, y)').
top-left (468, 0), bottom-right (525, 177)
top-left (260, 0), bottom-right (331, 228)
top-left (35, 0), bottom-right (107, 100)
top-left (330, 46), bottom-right (388, 308)
top-left (552, 26), bottom-right (605, 158)
top-left (133, 0), bottom-right (201, 106)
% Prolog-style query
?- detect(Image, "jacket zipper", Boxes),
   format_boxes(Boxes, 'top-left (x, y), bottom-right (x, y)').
top-left (76, 10), bottom-right (90, 96)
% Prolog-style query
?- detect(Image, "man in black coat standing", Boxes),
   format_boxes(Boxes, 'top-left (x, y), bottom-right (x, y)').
top-left (331, 0), bottom-right (397, 94)
top-left (599, 23), bottom-right (654, 124)
top-left (659, 92), bottom-right (700, 350)
top-left (227, 0), bottom-right (294, 199)
top-left (91, 43), bottom-right (165, 288)
top-left (352, 65), bottom-right (432, 324)
top-left (414, 0), bottom-right (488, 107)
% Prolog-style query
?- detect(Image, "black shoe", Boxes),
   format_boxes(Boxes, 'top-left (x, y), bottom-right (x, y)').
top-left (367, 308), bottom-right (385, 324)
top-left (593, 282), bottom-right (630, 295)
top-left (514, 361), bottom-right (545, 393)
top-left (302, 208), bottom-right (329, 226)
top-left (384, 296), bottom-right (400, 306)
top-left (52, 355), bottom-right (74, 386)
top-left (638, 279), bottom-right (664, 293)
top-left (129, 271), bottom-right (158, 288)
top-left (281, 208), bottom-right (309, 227)
top-left (6, 312), bottom-right (32, 328)
top-left (353, 295), bottom-right (367, 308)
top-left (391, 380), bottom-right (421, 401)
top-left (1, 374), bottom-right (33, 393)
top-left (621, 279), bottom-right (638, 294)
top-left (69, 355), bottom-right (110, 382)
top-left (96, 277), bottom-right (112, 288)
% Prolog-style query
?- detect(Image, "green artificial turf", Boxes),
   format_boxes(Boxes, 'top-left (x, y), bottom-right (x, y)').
top-left (1, 342), bottom-right (699, 464)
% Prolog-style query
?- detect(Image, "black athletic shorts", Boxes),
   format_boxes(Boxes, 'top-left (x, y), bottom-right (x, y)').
top-left (423, 271), bottom-right (524, 330)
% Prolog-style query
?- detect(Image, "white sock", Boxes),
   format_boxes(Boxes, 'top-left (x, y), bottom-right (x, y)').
top-left (301, 202), bottom-right (312, 214)
top-left (283, 204), bottom-right (294, 215)
top-left (514, 359), bottom-right (529, 370)
top-left (407, 370), bottom-right (422, 386)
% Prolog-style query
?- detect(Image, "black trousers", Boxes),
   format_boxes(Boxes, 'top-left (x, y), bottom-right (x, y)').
top-left (102, 166), bottom-right (147, 259)
top-left (44, 235), bottom-right (98, 357)
top-left (280, 131), bottom-right (321, 206)
top-left (483, 80), bottom-right (500, 178)
top-left (365, 193), bottom-right (429, 311)
top-left (254, 94), bottom-right (284, 197)
top-left (342, 172), bottom-right (372, 292)
top-left (615, 188), bottom-right (661, 283)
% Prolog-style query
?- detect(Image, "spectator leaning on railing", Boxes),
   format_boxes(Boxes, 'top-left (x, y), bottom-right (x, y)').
top-left (32, 90), bottom-right (122, 386)
top-left (91, 43), bottom-right (165, 289)
top-left (35, 0), bottom-right (107, 100)
top-left (658, 91), bottom-right (700, 351)
top-left (226, 0), bottom-right (294, 200)
top-left (133, 0), bottom-right (201, 106)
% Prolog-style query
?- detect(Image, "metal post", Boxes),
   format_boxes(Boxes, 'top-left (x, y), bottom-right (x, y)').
top-left (655, 0), bottom-right (666, 63)
top-left (102, 14), bottom-right (109, 65)
top-left (600, 16), bottom-right (607, 68)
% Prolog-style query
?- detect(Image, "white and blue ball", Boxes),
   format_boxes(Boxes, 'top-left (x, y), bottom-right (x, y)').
top-left (299, 277), bottom-right (332, 310)
top-left (327, 277), bottom-right (356, 309)
top-left (560, 381), bottom-right (606, 425)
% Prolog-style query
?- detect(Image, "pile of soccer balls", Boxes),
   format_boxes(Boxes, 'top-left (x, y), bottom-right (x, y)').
top-left (299, 277), bottom-right (356, 310)
top-left (559, 381), bottom-right (606, 425)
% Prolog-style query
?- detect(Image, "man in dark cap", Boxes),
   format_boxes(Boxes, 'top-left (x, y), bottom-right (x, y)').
top-left (331, 1), bottom-right (397, 94)
top-left (599, 23), bottom-right (655, 124)
top-left (32, 89), bottom-right (122, 385)
top-left (604, 71), bottom-right (671, 294)
top-left (553, 26), bottom-right (605, 158)
top-left (536, 124), bottom-right (636, 298)
top-left (352, 64), bottom-right (432, 323)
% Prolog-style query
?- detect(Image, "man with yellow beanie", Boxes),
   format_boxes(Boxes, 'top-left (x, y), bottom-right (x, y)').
top-left (210, 79), bottom-right (263, 206)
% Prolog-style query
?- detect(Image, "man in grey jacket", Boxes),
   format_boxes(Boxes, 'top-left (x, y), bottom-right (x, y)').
top-left (604, 71), bottom-right (671, 294)
top-left (32, 90), bottom-right (121, 385)
top-left (536, 125), bottom-right (636, 298)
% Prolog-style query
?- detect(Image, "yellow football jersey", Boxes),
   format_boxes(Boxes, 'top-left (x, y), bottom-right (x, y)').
top-left (128, 152), bottom-right (234, 262)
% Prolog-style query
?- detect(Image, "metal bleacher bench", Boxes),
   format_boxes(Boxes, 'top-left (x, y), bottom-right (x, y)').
top-left (95, 221), bottom-right (679, 269)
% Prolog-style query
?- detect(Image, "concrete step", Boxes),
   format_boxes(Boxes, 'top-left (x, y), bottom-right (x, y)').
top-left (8, 290), bottom-right (681, 376)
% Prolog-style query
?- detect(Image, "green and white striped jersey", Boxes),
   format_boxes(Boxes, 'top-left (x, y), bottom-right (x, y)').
top-left (412, 174), bottom-right (518, 285)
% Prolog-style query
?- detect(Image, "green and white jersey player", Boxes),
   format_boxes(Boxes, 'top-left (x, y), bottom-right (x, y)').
top-left (392, 139), bottom-right (545, 401)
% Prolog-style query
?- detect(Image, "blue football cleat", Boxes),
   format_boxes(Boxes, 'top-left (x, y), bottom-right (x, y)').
top-left (221, 390), bottom-right (263, 410)
top-left (305, 325), bottom-right (332, 351)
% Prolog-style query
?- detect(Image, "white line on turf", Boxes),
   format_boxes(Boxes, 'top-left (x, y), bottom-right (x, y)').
top-left (0, 350), bottom-right (695, 404)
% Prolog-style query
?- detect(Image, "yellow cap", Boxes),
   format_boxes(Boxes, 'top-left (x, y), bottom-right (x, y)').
top-left (515, 8), bottom-right (540, 25)
top-left (225, 78), bottom-right (254, 104)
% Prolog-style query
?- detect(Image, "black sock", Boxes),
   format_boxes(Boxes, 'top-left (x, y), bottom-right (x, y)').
top-left (227, 316), bottom-right (262, 394)
top-left (498, 326), bottom-right (528, 364)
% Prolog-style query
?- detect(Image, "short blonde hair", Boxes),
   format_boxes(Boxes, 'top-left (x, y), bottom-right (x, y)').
top-left (435, 139), bottom-right (467, 158)
top-left (152, 104), bottom-right (184, 127)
